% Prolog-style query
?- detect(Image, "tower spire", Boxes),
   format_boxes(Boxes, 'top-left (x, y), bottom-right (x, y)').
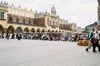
top-left (51, 4), bottom-right (56, 16)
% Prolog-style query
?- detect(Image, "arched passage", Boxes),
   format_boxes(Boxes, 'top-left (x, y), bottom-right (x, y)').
top-left (31, 28), bottom-right (35, 33)
top-left (7, 26), bottom-right (14, 33)
top-left (48, 30), bottom-right (51, 32)
top-left (15, 27), bottom-right (22, 33)
top-left (52, 30), bottom-right (54, 32)
top-left (56, 30), bottom-right (58, 33)
top-left (41, 29), bottom-right (45, 32)
top-left (36, 28), bottom-right (40, 32)
top-left (0, 25), bottom-right (4, 33)
top-left (59, 31), bottom-right (61, 33)
top-left (24, 27), bottom-right (29, 33)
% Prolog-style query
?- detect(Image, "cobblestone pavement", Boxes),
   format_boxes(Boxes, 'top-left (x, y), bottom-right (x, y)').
top-left (0, 39), bottom-right (100, 66)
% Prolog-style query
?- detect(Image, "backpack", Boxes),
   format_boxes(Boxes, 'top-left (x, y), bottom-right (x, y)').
top-left (88, 32), bottom-right (93, 39)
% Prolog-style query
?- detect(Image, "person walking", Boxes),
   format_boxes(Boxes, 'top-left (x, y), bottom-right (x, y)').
top-left (6, 33), bottom-right (10, 40)
top-left (17, 33), bottom-right (21, 40)
top-left (85, 28), bottom-right (95, 52)
top-left (91, 31), bottom-right (100, 52)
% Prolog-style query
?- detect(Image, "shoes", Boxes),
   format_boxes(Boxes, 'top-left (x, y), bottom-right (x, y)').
top-left (86, 48), bottom-right (89, 52)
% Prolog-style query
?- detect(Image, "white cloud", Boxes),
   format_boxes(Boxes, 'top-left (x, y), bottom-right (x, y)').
top-left (1, 0), bottom-right (98, 28)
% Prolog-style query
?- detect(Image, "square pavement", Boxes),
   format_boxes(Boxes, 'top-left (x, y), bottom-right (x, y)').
top-left (0, 39), bottom-right (100, 66)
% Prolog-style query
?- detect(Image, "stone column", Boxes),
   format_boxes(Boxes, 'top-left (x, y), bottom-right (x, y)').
top-left (97, 0), bottom-right (100, 31)
top-left (98, 7), bottom-right (100, 24)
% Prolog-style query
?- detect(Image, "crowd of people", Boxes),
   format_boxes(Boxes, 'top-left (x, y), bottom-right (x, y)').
top-left (0, 32), bottom-right (82, 41)
top-left (0, 29), bottom-right (100, 53)
top-left (0, 33), bottom-right (22, 40)
top-left (0, 29), bottom-right (100, 52)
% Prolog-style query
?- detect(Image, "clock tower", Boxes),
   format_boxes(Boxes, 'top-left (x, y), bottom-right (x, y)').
top-left (51, 4), bottom-right (56, 17)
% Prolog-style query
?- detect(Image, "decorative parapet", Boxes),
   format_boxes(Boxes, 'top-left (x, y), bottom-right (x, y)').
top-left (0, 1), bottom-right (8, 7)
top-left (0, 1), bottom-right (8, 12)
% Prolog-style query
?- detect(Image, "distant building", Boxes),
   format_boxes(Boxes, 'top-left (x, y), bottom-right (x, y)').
top-left (0, 1), bottom-right (77, 34)
top-left (59, 19), bottom-right (70, 32)
top-left (85, 22), bottom-right (97, 32)
top-left (77, 27), bottom-right (84, 33)
top-left (34, 5), bottom-right (60, 32)
top-left (72, 23), bottom-right (77, 31)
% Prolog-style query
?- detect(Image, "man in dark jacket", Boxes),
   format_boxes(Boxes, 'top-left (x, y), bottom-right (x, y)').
top-left (85, 28), bottom-right (95, 52)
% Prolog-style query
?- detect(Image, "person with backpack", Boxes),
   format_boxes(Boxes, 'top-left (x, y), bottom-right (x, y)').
top-left (85, 28), bottom-right (95, 52)
top-left (91, 31), bottom-right (100, 52)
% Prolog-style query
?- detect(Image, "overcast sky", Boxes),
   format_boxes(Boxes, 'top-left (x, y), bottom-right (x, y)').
top-left (1, 0), bottom-right (98, 28)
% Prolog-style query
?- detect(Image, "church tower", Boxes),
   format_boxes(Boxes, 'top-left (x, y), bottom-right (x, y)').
top-left (51, 4), bottom-right (56, 17)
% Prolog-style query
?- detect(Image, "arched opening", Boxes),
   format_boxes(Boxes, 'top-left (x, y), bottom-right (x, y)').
top-left (7, 26), bottom-right (14, 33)
top-left (48, 30), bottom-right (51, 32)
top-left (31, 28), bottom-right (35, 33)
top-left (59, 31), bottom-right (61, 33)
top-left (52, 30), bottom-right (54, 32)
top-left (15, 27), bottom-right (22, 33)
top-left (56, 30), bottom-right (58, 33)
top-left (42, 29), bottom-right (45, 32)
top-left (37, 28), bottom-right (40, 32)
top-left (24, 27), bottom-right (29, 33)
top-left (0, 25), bottom-right (4, 33)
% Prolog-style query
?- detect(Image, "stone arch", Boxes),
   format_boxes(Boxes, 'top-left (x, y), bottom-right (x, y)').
top-left (52, 30), bottom-right (54, 32)
top-left (15, 26), bottom-right (23, 33)
top-left (36, 28), bottom-right (40, 32)
top-left (48, 30), bottom-right (51, 32)
top-left (31, 28), bottom-right (35, 32)
top-left (24, 27), bottom-right (29, 32)
top-left (59, 31), bottom-right (61, 33)
top-left (0, 25), bottom-right (4, 33)
top-left (7, 25), bottom-right (15, 33)
top-left (56, 30), bottom-right (58, 33)
top-left (41, 29), bottom-right (45, 32)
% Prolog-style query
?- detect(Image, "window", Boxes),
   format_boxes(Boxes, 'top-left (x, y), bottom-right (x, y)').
top-left (49, 20), bottom-right (52, 25)
top-left (29, 19), bottom-right (34, 25)
top-left (25, 19), bottom-right (29, 24)
top-left (19, 17), bottom-right (23, 23)
top-left (51, 21), bottom-right (53, 25)
top-left (47, 18), bottom-right (50, 25)
top-left (8, 14), bottom-right (12, 22)
top-left (0, 12), bottom-right (4, 19)
top-left (12, 17), bottom-right (17, 23)
top-left (53, 21), bottom-right (55, 25)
